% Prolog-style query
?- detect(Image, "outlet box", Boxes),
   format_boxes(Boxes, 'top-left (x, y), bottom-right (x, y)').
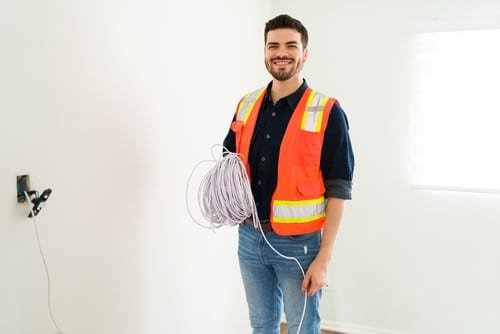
top-left (17, 175), bottom-right (30, 203)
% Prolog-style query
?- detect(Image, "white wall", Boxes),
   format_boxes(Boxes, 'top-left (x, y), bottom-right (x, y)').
top-left (3, 1), bottom-right (500, 334)
top-left (0, 1), bottom-right (270, 333)
top-left (272, 0), bottom-right (500, 333)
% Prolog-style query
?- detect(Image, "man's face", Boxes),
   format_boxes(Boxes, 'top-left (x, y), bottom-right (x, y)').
top-left (264, 28), bottom-right (308, 82)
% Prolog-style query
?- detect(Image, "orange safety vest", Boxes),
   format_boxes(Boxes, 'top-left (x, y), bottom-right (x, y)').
top-left (230, 87), bottom-right (337, 235)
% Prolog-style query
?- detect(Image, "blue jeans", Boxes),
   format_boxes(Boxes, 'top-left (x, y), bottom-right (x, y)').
top-left (238, 222), bottom-right (322, 334)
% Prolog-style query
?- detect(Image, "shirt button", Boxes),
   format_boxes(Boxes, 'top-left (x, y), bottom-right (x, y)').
top-left (271, 112), bottom-right (276, 117)
top-left (257, 180), bottom-right (262, 185)
top-left (265, 134), bottom-right (271, 139)
top-left (261, 156), bottom-right (266, 161)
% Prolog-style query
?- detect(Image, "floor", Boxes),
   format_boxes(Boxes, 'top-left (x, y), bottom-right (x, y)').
top-left (280, 323), bottom-right (342, 334)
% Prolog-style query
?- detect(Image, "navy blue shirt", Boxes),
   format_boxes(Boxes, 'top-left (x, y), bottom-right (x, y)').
top-left (223, 80), bottom-right (354, 220)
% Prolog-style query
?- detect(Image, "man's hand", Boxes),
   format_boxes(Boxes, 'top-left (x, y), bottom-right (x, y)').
top-left (301, 198), bottom-right (345, 296)
top-left (301, 256), bottom-right (328, 296)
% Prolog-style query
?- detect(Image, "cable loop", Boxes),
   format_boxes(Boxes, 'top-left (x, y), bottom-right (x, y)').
top-left (188, 145), bottom-right (258, 229)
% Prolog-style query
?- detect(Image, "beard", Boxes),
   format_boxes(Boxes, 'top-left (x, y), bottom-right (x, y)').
top-left (265, 57), bottom-right (304, 81)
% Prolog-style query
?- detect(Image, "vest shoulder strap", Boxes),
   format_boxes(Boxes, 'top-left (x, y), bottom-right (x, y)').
top-left (236, 88), bottom-right (266, 125)
top-left (300, 90), bottom-right (335, 133)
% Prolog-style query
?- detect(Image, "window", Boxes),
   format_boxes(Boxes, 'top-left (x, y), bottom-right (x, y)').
top-left (411, 28), bottom-right (500, 192)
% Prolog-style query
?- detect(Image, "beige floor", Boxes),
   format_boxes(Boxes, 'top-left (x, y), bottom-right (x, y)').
top-left (280, 323), bottom-right (342, 334)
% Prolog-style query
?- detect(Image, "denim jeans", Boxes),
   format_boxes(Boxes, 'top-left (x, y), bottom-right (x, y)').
top-left (238, 222), bottom-right (322, 334)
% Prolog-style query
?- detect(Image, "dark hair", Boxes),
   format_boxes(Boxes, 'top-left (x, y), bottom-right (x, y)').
top-left (264, 14), bottom-right (309, 48)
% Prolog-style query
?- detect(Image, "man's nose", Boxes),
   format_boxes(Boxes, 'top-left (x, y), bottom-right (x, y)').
top-left (276, 47), bottom-right (288, 57)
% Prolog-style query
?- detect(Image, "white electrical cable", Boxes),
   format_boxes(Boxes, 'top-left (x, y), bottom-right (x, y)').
top-left (187, 145), bottom-right (307, 334)
top-left (24, 191), bottom-right (63, 334)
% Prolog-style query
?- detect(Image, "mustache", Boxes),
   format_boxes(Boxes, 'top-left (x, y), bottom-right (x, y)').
top-left (271, 57), bottom-right (294, 61)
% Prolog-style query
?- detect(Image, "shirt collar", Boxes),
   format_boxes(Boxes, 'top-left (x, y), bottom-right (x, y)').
top-left (264, 79), bottom-right (308, 109)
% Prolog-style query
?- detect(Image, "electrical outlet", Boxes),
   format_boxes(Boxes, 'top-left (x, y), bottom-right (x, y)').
top-left (16, 175), bottom-right (30, 203)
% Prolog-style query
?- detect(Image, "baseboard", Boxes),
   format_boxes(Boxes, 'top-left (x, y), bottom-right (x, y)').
top-left (321, 320), bottom-right (408, 334)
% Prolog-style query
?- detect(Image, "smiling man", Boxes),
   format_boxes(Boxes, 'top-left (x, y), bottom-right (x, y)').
top-left (223, 14), bottom-right (355, 334)
top-left (264, 28), bottom-right (307, 82)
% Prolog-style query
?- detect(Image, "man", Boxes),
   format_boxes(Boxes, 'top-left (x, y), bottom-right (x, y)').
top-left (223, 14), bottom-right (354, 334)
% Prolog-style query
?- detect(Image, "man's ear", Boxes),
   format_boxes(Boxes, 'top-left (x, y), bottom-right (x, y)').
top-left (303, 47), bottom-right (309, 62)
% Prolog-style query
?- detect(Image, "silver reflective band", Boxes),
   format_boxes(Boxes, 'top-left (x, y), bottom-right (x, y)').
top-left (301, 91), bottom-right (329, 133)
top-left (272, 197), bottom-right (326, 223)
top-left (237, 88), bottom-right (265, 124)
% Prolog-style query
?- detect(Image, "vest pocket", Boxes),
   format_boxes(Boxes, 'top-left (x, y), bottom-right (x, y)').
top-left (295, 130), bottom-right (322, 166)
top-left (297, 181), bottom-right (325, 197)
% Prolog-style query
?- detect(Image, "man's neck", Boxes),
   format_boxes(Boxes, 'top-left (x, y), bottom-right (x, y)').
top-left (270, 75), bottom-right (303, 103)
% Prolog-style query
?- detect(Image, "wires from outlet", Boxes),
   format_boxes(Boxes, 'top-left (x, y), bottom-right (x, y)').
top-left (24, 191), bottom-right (63, 334)
top-left (187, 145), bottom-right (307, 334)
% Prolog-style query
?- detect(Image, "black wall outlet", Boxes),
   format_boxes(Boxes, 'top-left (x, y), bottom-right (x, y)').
top-left (17, 175), bottom-right (30, 203)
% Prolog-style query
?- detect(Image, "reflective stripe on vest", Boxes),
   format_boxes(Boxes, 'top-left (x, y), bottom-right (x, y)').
top-left (300, 90), bottom-right (330, 132)
top-left (272, 197), bottom-right (326, 223)
top-left (236, 88), bottom-right (266, 125)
